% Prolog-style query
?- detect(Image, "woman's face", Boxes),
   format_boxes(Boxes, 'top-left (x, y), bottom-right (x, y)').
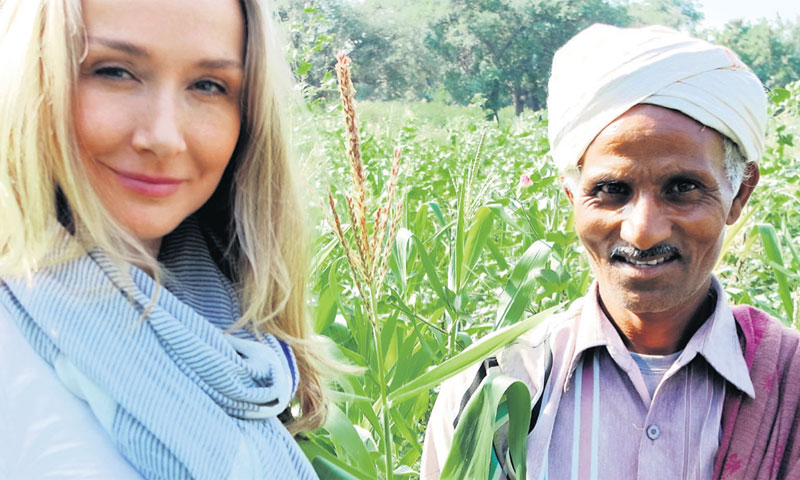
top-left (76, 0), bottom-right (245, 251)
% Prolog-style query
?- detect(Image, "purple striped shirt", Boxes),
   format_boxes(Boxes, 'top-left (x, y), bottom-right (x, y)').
top-left (422, 277), bottom-right (754, 479)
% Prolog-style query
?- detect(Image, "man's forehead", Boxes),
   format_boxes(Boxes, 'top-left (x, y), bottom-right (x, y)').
top-left (578, 105), bottom-right (727, 182)
top-left (596, 105), bottom-right (712, 139)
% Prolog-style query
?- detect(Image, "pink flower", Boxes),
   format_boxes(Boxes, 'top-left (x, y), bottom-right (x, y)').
top-left (519, 174), bottom-right (533, 188)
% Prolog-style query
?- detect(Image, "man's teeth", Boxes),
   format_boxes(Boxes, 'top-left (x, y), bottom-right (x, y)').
top-left (626, 257), bottom-right (670, 266)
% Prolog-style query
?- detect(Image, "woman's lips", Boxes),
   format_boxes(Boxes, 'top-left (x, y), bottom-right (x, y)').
top-left (110, 167), bottom-right (182, 197)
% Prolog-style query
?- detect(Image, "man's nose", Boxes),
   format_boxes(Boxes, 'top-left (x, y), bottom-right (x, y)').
top-left (619, 194), bottom-right (672, 250)
top-left (131, 90), bottom-right (187, 158)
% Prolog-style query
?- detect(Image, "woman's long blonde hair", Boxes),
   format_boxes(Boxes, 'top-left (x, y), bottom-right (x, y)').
top-left (0, 0), bottom-right (328, 433)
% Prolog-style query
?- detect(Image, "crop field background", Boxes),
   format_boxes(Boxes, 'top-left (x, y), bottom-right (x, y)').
top-left (290, 84), bottom-right (800, 479)
top-left (278, 3), bottom-right (800, 477)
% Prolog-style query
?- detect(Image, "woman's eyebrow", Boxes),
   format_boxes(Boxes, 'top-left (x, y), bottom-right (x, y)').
top-left (195, 59), bottom-right (244, 70)
top-left (88, 36), bottom-right (149, 57)
top-left (87, 36), bottom-right (242, 70)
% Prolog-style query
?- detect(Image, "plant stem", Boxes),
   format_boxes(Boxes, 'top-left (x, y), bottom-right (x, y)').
top-left (369, 287), bottom-right (394, 480)
top-left (448, 310), bottom-right (457, 357)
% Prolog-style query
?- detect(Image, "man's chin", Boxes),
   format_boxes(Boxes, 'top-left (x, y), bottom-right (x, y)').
top-left (602, 283), bottom-right (684, 315)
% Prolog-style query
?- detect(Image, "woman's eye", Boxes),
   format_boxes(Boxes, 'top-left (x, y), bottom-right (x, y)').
top-left (94, 66), bottom-right (134, 80)
top-left (193, 80), bottom-right (228, 95)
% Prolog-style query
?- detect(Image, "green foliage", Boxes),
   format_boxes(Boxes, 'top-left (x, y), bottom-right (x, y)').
top-left (425, 0), bottom-right (628, 114)
top-left (717, 82), bottom-right (800, 326)
top-left (441, 374), bottom-right (531, 479)
top-left (625, 0), bottom-right (704, 31)
top-left (276, 1), bottom-right (799, 114)
top-left (297, 79), bottom-right (800, 476)
top-left (711, 19), bottom-right (800, 89)
top-left (297, 94), bottom-right (582, 477)
top-left (276, 2), bottom-right (338, 105)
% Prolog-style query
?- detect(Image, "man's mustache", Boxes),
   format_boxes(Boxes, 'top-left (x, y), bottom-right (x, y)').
top-left (610, 244), bottom-right (681, 260)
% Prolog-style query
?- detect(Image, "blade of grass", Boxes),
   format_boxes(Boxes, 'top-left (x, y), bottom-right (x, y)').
top-left (716, 206), bottom-right (757, 270)
top-left (757, 224), bottom-right (794, 322)
top-left (495, 240), bottom-right (552, 329)
top-left (440, 374), bottom-right (530, 480)
top-left (388, 305), bottom-right (560, 404)
top-left (301, 441), bottom-right (370, 480)
top-left (324, 403), bottom-right (378, 478)
top-left (461, 206), bottom-right (495, 286)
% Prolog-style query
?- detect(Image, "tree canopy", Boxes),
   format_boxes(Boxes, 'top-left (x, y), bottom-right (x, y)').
top-left (279, 0), bottom-right (800, 115)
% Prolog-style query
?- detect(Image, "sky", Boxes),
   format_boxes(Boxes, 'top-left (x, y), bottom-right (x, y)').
top-left (698, 0), bottom-right (800, 28)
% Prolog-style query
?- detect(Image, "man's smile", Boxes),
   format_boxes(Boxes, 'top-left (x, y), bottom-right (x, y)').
top-left (610, 244), bottom-right (681, 268)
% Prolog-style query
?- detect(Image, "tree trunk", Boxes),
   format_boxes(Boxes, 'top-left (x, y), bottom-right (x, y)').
top-left (513, 89), bottom-right (524, 116)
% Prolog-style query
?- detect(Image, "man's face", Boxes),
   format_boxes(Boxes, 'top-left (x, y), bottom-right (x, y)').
top-left (567, 105), bottom-right (757, 316)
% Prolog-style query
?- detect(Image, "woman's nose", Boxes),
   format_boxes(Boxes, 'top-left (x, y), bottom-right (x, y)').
top-left (131, 89), bottom-right (187, 159)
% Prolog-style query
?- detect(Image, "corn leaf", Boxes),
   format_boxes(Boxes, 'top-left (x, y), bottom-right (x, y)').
top-left (388, 305), bottom-right (559, 404)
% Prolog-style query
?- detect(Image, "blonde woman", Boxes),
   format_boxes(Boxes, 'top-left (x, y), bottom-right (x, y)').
top-left (0, 0), bottom-right (327, 478)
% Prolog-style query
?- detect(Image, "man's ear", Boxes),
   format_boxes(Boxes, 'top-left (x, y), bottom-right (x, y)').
top-left (727, 162), bottom-right (760, 225)
top-left (562, 177), bottom-right (575, 205)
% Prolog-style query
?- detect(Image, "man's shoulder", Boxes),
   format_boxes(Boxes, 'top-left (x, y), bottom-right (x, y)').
top-left (729, 304), bottom-right (800, 389)
top-left (731, 304), bottom-right (800, 348)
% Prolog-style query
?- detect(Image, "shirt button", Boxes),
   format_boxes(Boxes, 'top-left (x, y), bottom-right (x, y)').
top-left (647, 425), bottom-right (661, 440)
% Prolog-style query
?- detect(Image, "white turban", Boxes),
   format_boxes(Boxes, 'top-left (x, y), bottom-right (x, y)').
top-left (547, 24), bottom-right (768, 175)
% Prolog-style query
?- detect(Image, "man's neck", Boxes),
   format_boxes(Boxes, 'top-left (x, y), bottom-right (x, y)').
top-left (598, 285), bottom-right (717, 355)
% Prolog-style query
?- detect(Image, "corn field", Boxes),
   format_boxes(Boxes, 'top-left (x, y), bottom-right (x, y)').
top-left (293, 58), bottom-right (800, 478)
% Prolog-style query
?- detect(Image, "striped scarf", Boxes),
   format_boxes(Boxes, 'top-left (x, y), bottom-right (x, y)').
top-left (0, 217), bottom-right (317, 480)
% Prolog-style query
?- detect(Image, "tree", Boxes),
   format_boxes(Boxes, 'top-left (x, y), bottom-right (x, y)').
top-left (625, 0), bottom-right (703, 32)
top-left (711, 18), bottom-right (800, 89)
top-left (426, 0), bottom-right (628, 115)
top-left (277, 0), bottom-right (446, 102)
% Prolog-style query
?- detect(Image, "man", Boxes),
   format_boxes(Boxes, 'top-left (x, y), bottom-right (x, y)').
top-left (422, 24), bottom-right (800, 479)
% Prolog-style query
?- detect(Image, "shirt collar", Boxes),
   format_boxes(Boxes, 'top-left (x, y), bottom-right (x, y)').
top-left (567, 277), bottom-right (754, 399)
top-left (681, 276), bottom-right (754, 398)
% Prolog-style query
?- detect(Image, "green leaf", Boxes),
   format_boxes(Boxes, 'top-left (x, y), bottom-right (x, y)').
top-left (323, 403), bottom-right (378, 478)
top-left (771, 87), bottom-right (791, 104)
top-left (440, 374), bottom-right (531, 480)
top-left (296, 60), bottom-right (313, 76)
top-left (300, 440), bottom-right (369, 480)
top-left (311, 235), bottom-right (343, 279)
top-left (757, 224), bottom-right (795, 323)
top-left (716, 206), bottom-right (756, 270)
top-left (311, 457), bottom-right (359, 480)
top-left (392, 228), bottom-right (412, 294)
top-left (495, 240), bottom-right (553, 329)
top-left (450, 181), bottom-right (466, 292)
top-left (389, 406), bottom-right (423, 454)
top-left (485, 236), bottom-right (510, 271)
top-left (315, 284), bottom-right (337, 333)
top-left (388, 305), bottom-right (559, 404)
top-left (461, 206), bottom-right (495, 285)
top-left (342, 375), bottom-right (382, 433)
top-left (399, 228), bottom-right (454, 315)
top-left (428, 201), bottom-right (447, 226)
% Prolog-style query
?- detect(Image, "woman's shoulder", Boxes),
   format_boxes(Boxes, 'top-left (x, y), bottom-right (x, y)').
top-left (0, 311), bottom-right (142, 479)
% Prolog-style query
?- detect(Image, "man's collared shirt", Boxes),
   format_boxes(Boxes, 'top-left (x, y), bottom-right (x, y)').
top-left (421, 277), bottom-right (755, 479)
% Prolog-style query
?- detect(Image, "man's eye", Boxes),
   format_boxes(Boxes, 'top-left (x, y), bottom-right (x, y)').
top-left (94, 66), bottom-right (133, 80)
top-left (597, 182), bottom-right (630, 196)
top-left (668, 181), bottom-right (698, 194)
top-left (193, 80), bottom-right (228, 95)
